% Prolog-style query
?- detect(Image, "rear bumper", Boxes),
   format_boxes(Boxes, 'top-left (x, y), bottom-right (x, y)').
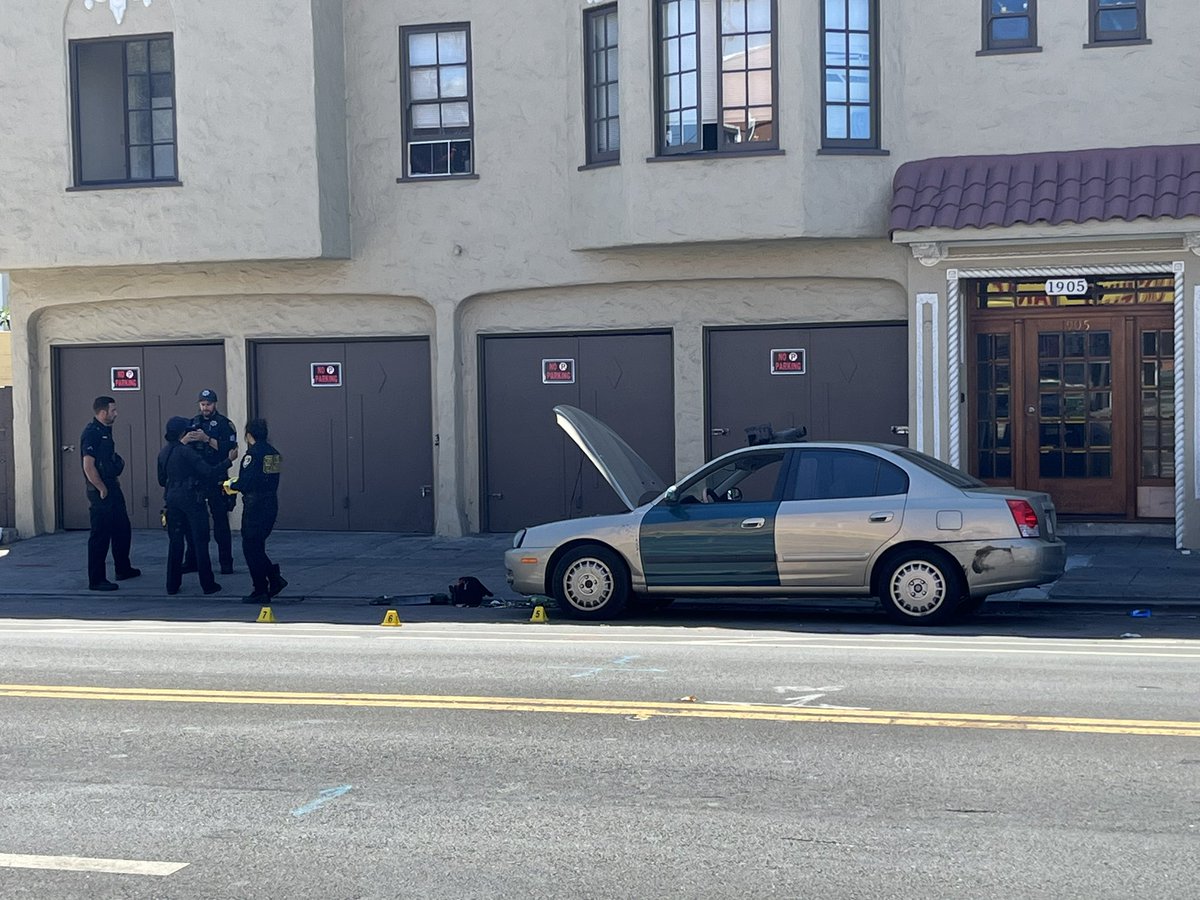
top-left (947, 538), bottom-right (1068, 597)
top-left (505, 547), bottom-right (551, 596)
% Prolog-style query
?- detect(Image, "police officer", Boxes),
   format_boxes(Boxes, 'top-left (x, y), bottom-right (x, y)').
top-left (158, 417), bottom-right (226, 596)
top-left (183, 388), bottom-right (238, 575)
top-left (81, 396), bottom-right (140, 591)
top-left (226, 418), bottom-right (286, 603)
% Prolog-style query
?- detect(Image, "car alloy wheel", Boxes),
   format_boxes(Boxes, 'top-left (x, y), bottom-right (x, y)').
top-left (552, 544), bottom-right (629, 619)
top-left (880, 551), bottom-right (961, 625)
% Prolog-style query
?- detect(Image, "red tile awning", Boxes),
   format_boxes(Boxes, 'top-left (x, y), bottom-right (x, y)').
top-left (890, 144), bottom-right (1200, 233)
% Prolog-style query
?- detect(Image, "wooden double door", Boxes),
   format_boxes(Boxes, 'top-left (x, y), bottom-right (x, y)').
top-left (971, 312), bottom-right (1174, 517)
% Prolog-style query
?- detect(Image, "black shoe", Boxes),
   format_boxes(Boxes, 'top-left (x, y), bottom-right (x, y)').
top-left (89, 581), bottom-right (118, 592)
top-left (167, 588), bottom-right (179, 596)
top-left (114, 568), bottom-right (141, 581)
top-left (242, 592), bottom-right (270, 604)
top-left (220, 564), bottom-right (235, 575)
top-left (180, 564), bottom-right (198, 574)
top-left (202, 583), bottom-right (223, 596)
top-left (267, 576), bottom-right (288, 598)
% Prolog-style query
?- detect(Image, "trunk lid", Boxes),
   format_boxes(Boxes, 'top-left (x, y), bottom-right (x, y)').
top-left (965, 486), bottom-right (1059, 540)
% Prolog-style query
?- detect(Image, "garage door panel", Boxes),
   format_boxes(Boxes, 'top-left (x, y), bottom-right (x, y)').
top-left (481, 336), bottom-right (579, 532)
top-left (253, 342), bottom-right (348, 531)
top-left (346, 340), bottom-right (434, 532)
top-left (707, 325), bottom-right (908, 459)
top-left (578, 333), bottom-right (675, 516)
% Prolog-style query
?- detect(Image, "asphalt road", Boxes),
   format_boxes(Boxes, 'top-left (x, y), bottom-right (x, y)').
top-left (0, 611), bottom-right (1197, 899)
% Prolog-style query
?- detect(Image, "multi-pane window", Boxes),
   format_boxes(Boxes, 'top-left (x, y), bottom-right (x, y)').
top-left (655, 0), bottom-right (778, 156)
top-left (1140, 329), bottom-right (1175, 479)
top-left (1090, 0), bottom-right (1146, 43)
top-left (821, 0), bottom-right (879, 150)
top-left (982, 1), bottom-right (1037, 51)
top-left (401, 24), bottom-right (474, 178)
top-left (584, 5), bottom-right (620, 165)
top-left (70, 35), bottom-right (177, 186)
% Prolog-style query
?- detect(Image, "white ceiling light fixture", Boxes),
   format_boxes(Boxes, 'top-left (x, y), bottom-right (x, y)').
top-left (82, 0), bottom-right (152, 26)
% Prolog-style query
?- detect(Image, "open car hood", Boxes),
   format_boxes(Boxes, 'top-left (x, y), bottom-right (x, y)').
top-left (554, 405), bottom-right (669, 511)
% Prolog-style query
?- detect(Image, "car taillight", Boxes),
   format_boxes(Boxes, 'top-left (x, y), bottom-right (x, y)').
top-left (1006, 499), bottom-right (1040, 538)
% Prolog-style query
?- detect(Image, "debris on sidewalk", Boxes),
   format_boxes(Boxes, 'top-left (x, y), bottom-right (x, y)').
top-left (449, 576), bottom-right (493, 607)
top-left (1129, 608), bottom-right (1152, 617)
top-left (1119, 633), bottom-right (1142, 639)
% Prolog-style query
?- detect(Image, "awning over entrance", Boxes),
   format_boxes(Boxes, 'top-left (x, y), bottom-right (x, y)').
top-left (890, 144), bottom-right (1200, 233)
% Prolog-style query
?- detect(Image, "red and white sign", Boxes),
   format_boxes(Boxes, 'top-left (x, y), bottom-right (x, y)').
top-left (110, 367), bottom-right (141, 391)
top-left (311, 362), bottom-right (343, 387)
top-left (770, 349), bottom-right (807, 376)
top-left (542, 358), bottom-right (576, 384)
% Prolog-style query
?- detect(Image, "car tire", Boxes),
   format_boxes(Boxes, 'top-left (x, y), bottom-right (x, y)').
top-left (878, 550), bottom-right (964, 626)
top-left (552, 545), bottom-right (630, 620)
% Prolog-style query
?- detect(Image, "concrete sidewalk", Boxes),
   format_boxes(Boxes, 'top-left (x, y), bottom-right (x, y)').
top-left (0, 530), bottom-right (1197, 620)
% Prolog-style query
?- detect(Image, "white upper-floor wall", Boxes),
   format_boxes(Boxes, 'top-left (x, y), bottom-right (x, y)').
top-left (2, 0), bottom-right (1197, 273)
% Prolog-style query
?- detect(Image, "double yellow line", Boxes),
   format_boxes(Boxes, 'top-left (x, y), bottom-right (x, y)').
top-left (2, 683), bottom-right (1198, 737)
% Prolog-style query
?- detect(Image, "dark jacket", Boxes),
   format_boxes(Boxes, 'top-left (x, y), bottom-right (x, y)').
top-left (232, 441), bottom-right (281, 507)
top-left (189, 410), bottom-right (238, 476)
top-left (157, 440), bottom-right (227, 510)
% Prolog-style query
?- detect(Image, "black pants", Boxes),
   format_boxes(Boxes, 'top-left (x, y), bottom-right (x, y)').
top-left (87, 485), bottom-right (133, 587)
top-left (184, 484), bottom-right (233, 571)
top-left (166, 503), bottom-right (218, 593)
top-left (241, 499), bottom-right (279, 594)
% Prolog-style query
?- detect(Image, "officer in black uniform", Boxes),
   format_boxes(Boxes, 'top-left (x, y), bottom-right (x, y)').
top-left (183, 388), bottom-right (238, 575)
top-left (157, 416), bottom-right (226, 596)
top-left (80, 395), bottom-right (140, 591)
top-left (226, 418), bottom-right (286, 604)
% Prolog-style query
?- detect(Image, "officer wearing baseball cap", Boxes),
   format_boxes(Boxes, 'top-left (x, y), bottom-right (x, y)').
top-left (184, 388), bottom-right (239, 575)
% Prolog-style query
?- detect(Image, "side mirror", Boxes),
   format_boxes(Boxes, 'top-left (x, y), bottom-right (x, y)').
top-left (663, 486), bottom-right (679, 504)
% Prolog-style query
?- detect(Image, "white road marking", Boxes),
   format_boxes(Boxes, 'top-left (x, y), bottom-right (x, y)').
top-left (0, 852), bottom-right (187, 876)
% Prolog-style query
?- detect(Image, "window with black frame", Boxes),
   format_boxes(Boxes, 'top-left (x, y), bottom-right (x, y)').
top-left (70, 34), bottom-right (178, 187)
top-left (982, 1), bottom-right (1038, 51)
top-left (584, 4), bottom-right (620, 165)
top-left (400, 23), bottom-right (474, 178)
top-left (1089, 0), bottom-right (1146, 44)
top-left (821, 0), bottom-right (879, 151)
top-left (654, 0), bottom-right (778, 156)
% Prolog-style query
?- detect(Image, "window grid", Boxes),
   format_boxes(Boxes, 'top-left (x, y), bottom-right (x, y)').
top-left (658, 0), bottom-right (701, 154)
top-left (821, 0), bottom-right (879, 150)
top-left (70, 33), bottom-right (178, 187)
top-left (1140, 329), bottom-right (1175, 479)
top-left (1090, 0), bottom-right (1146, 43)
top-left (401, 23), bottom-right (474, 178)
top-left (584, 5), bottom-right (620, 164)
top-left (975, 333), bottom-right (1014, 480)
top-left (719, 0), bottom-right (776, 148)
top-left (982, 1), bottom-right (1037, 51)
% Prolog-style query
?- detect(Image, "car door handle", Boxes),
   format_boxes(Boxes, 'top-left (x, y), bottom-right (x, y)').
top-left (869, 512), bottom-right (894, 523)
top-left (741, 517), bottom-right (766, 529)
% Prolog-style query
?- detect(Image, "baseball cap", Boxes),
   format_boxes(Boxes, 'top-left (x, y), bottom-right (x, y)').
top-left (198, 389), bottom-right (218, 402)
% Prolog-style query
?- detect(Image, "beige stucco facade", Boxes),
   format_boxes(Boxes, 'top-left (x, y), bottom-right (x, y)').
top-left (4, 1), bottom-right (1200, 543)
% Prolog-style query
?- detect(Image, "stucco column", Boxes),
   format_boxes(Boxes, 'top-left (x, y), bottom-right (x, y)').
top-left (673, 323), bottom-right (706, 482)
top-left (11, 304), bottom-right (43, 536)
top-left (433, 299), bottom-right (466, 536)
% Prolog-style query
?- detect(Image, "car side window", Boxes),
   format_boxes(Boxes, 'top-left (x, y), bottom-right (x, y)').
top-left (676, 450), bottom-right (790, 504)
top-left (789, 450), bottom-right (909, 501)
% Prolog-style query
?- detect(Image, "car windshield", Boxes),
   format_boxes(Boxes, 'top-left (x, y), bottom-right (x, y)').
top-left (891, 448), bottom-right (985, 489)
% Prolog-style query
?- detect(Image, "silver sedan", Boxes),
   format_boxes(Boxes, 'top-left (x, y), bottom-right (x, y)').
top-left (505, 406), bottom-right (1067, 625)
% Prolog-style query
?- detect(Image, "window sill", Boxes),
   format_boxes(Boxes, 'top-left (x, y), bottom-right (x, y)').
top-left (66, 180), bottom-right (183, 192)
top-left (817, 147), bottom-right (890, 157)
top-left (578, 160), bottom-right (619, 171)
top-left (976, 45), bottom-right (1043, 56)
top-left (1083, 38), bottom-right (1151, 48)
top-left (396, 173), bottom-right (480, 183)
top-left (645, 148), bottom-right (785, 163)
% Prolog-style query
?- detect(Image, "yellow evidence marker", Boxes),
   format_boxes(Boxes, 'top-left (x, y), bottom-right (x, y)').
top-left (530, 605), bottom-right (549, 624)
top-left (256, 607), bottom-right (276, 623)
top-left (381, 610), bottom-right (402, 627)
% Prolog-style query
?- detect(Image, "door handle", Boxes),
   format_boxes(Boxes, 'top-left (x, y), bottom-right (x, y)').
top-left (62, 445), bottom-right (75, 452)
top-left (488, 492), bottom-right (504, 500)
top-left (419, 485), bottom-right (433, 498)
top-left (711, 428), bottom-right (730, 436)
top-left (740, 517), bottom-right (766, 529)
top-left (868, 512), bottom-right (894, 523)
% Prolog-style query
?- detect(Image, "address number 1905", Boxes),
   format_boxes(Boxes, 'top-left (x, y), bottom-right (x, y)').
top-left (1045, 278), bottom-right (1089, 296)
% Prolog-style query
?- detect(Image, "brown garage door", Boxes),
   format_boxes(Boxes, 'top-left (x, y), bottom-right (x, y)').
top-left (55, 344), bottom-right (226, 529)
top-left (0, 387), bottom-right (13, 529)
top-left (251, 339), bottom-right (434, 532)
top-left (480, 331), bottom-right (675, 532)
top-left (706, 324), bottom-right (908, 458)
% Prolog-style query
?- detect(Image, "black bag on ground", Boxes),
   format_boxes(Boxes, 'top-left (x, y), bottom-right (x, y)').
top-left (449, 576), bottom-right (493, 607)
